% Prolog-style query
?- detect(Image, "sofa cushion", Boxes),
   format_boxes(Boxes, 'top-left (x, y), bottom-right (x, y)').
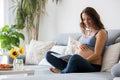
top-left (53, 33), bottom-right (81, 46)
top-left (111, 63), bottom-right (120, 77)
top-left (50, 45), bottom-right (66, 54)
top-left (65, 36), bottom-right (80, 55)
top-left (53, 30), bottom-right (120, 46)
top-left (101, 42), bottom-right (120, 72)
top-left (107, 29), bottom-right (120, 45)
top-left (115, 37), bottom-right (120, 43)
top-left (4, 69), bottom-right (112, 80)
top-left (39, 58), bottom-right (52, 66)
top-left (39, 45), bottom-right (67, 66)
top-left (25, 39), bottom-right (55, 65)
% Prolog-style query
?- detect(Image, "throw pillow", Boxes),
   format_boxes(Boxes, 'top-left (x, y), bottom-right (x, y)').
top-left (101, 42), bottom-right (120, 72)
top-left (39, 58), bottom-right (52, 66)
top-left (39, 46), bottom-right (66, 66)
top-left (25, 39), bottom-right (56, 65)
top-left (65, 36), bottom-right (80, 55)
top-left (50, 45), bottom-right (67, 54)
top-left (111, 63), bottom-right (120, 77)
top-left (115, 37), bottom-right (120, 43)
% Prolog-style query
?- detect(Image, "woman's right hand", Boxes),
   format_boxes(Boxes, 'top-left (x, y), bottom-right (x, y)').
top-left (75, 44), bottom-right (89, 55)
top-left (75, 44), bottom-right (84, 54)
top-left (78, 44), bottom-right (89, 52)
top-left (75, 43), bottom-right (93, 59)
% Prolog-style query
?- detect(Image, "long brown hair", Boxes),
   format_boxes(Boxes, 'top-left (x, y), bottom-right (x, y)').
top-left (80, 7), bottom-right (104, 34)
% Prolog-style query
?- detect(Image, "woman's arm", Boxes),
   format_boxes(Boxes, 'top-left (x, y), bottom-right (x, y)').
top-left (86, 29), bottom-right (108, 62)
top-left (75, 35), bottom-right (90, 53)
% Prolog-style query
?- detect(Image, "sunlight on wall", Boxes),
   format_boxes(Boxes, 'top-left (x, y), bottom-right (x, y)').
top-left (0, 0), bottom-right (4, 28)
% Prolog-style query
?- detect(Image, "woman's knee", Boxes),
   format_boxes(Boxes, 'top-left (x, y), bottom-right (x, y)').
top-left (70, 54), bottom-right (82, 60)
top-left (69, 54), bottom-right (85, 64)
top-left (45, 51), bottom-right (53, 60)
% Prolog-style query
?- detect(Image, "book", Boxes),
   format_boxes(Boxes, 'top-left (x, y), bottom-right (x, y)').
top-left (51, 53), bottom-right (72, 60)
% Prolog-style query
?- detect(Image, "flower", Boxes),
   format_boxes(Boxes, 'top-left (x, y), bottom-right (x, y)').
top-left (19, 46), bottom-right (25, 55)
top-left (10, 48), bottom-right (19, 59)
top-left (10, 45), bottom-right (25, 59)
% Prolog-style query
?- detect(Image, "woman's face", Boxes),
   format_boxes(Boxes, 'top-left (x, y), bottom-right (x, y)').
top-left (82, 13), bottom-right (94, 29)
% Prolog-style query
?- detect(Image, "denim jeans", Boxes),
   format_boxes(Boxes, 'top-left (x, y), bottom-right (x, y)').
top-left (46, 51), bottom-right (101, 73)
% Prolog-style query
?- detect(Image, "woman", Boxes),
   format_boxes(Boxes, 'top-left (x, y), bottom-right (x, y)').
top-left (46, 7), bottom-right (108, 73)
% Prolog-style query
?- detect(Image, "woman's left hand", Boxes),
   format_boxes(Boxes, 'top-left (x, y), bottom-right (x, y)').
top-left (78, 44), bottom-right (89, 52)
top-left (75, 44), bottom-right (89, 55)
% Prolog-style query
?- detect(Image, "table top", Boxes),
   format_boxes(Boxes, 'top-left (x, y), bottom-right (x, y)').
top-left (0, 69), bottom-right (34, 75)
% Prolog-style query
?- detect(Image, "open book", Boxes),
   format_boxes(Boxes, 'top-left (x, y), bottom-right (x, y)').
top-left (51, 53), bottom-right (72, 60)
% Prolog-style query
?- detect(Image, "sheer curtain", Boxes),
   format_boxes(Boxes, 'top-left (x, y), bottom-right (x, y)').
top-left (3, 0), bottom-right (15, 27)
top-left (0, 0), bottom-right (4, 54)
top-left (0, 0), bottom-right (4, 28)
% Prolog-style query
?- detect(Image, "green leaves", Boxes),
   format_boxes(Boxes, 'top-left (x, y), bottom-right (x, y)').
top-left (0, 25), bottom-right (25, 51)
top-left (1, 25), bottom-right (9, 32)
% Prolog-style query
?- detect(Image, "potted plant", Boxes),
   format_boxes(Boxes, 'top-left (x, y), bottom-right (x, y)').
top-left (12, 0), bottom-right (59, 42)
top-left (0, 25), bottom-right (25, 51)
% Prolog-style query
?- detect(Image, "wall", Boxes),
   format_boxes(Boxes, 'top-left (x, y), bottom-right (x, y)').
top-left (4, 0), bottom-right (120, 41)
top-left (39, 0), bottom-right (120, 41)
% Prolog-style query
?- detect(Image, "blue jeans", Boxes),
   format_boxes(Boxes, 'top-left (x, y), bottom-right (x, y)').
top-left (46, 51), bottom-right (101, 73)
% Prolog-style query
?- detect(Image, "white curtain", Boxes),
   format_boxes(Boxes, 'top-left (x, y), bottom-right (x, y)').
top-left (0, 0), bottom-right (4, 28)
top-left (4, 0), bottom-right (15, 26)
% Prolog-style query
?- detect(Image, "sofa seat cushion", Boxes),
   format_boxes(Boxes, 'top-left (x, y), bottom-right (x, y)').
top-left (24, 65), bottom-right (53, 75)
top-left (113, 77), bottom-right (120, 80)
top-left (5, 65), bottom-right (113, 80)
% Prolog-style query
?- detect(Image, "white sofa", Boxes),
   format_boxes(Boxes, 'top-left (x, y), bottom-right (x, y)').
top-left (2, 29), bottom-right (120, 80)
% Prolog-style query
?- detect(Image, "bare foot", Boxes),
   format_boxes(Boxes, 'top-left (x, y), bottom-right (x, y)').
top-left (49, 67), bottom-right (61, 73)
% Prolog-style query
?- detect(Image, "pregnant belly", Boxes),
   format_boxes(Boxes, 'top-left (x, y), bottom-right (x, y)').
top-left (78, 48), bottom-right (94, 59)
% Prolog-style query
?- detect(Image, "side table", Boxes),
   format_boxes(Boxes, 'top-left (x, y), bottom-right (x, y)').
top-left (0, 69), bottom-right (34, 76)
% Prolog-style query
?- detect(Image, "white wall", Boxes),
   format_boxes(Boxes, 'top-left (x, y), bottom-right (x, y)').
top-left (39, 0), bottom-right (120, 41)
top-left (4, 0), bottom-right (120, 41)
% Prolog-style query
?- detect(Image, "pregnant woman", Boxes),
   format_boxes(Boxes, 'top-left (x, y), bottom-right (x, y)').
top-left (46, 7), bottom-right (108, 73)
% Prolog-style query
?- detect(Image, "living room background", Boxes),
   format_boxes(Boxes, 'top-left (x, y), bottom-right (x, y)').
top-left (2, 0), bottom-right (120, 42)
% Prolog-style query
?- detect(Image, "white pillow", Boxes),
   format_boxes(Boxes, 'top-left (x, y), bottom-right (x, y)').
top-left (39, 45), bottom-right (66, 66)
top-left (101, 42), bottom-right (120, 72)
top-left (25, 39), bottom-right (56, 65)
top-left (50, 45), bottom-right (66, 54)
top-left (65, 36), bottom-right (80, 55)
top-left (39, 58), bottom-right (52, 66)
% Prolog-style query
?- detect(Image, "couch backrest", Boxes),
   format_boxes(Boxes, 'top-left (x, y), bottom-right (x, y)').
top-left (53, 29), bottom-right (120, 46)
top-left (53, 33), bottom-right (81, 46)
top-left (107, 29), bottom-right (120, 45)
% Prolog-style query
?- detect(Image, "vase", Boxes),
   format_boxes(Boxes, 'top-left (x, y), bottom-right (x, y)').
top-left (13, 58), bottom-right (24, 70)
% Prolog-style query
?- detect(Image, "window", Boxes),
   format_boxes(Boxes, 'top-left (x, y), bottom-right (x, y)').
top-left (0, 0), bottom-right (4, 53)
top-left (0, 0), bottom-right (4, 29)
